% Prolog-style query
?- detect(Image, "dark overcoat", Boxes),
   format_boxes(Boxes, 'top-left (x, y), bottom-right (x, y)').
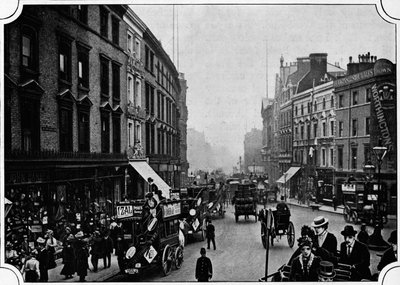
top-left (289, 254), bottom-right (321, 281)
top-left (339, 240), bottom-right (371, 280)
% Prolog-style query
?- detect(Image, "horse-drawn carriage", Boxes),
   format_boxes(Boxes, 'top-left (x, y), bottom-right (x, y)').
top-left (118, 198), bottom-right (184, 276)
top-left (206, 184), bottom-right (226, 218)
top-left (259, 208), bottom-right (295, 248)
top-left (232, 183), bottom-right (258, 222)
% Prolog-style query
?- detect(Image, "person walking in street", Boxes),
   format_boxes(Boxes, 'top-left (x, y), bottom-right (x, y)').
top-left (109, 218), bottom-right (118, 253)
top-left (311, 216), bottom-right (338, 256)
top-left (289, 237), bottom-right (321, 281)
top-left (60, 234), bottom-right (75, 279)
top-left (206, 220), bottom-right (216, 250)
top-left (74, 231), bottom-right (89, 282)
top-left (377, 230), bottom-right (397, 273)
top-left (103, 231), bottom-right (114, 268)
top-left (339, 225), bottom-right (371, 281)
top-left (332, 195), bottom-right (338, 211)
top-left (195, 247), bottom-right (213, 282)
top-left (90, 230), bottom-right (103, 272)
top-left (45, 229), bottom-right (57, 269)
top-left (23, 249), bottom-right (40, 282)
top-left (37, 237), bottom-right (49, 282)
top-left (115, 235), bottom-right (128, 273)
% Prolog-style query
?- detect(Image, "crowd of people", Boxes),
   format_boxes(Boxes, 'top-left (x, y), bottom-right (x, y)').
top-left (5, 219), bottom-right (129, 282)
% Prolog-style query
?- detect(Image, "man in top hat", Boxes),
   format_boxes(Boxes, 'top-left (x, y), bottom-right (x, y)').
top-left (339, 225), bottom-right (371, 281)
top-left (377, 230), bottom-right (397, 272)
top-left (37, 237), bottom-right (49, 282)
top-left (317, 260), bottom-right (336, 282)
top-left (311, 216), bottom-right (337, 256)
top-left (289, 236), bottom-right (321, 281)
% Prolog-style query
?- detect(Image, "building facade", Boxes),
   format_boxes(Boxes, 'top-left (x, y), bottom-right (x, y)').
top-left (178, 73), bottom-right (190, 186)
top-left (243, 128), bottom-right (264, 175)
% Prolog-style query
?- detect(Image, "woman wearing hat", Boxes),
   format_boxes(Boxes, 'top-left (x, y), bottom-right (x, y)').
top-left (74, 231), bottom-right (89, 282)
top-left (311, 216), bottom-right (338, 256)
top-left (45, 229), bottom-right (57, 269)
top-left (60, 234), bottom-right (76, 279)
top-left (23, 249), bottom-right (40, 282)
top-left (289, 237), bottom-right (321, 281)
top-left (339, 225), bottom-right (371, 281)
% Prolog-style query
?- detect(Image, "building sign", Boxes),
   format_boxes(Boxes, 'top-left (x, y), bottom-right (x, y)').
top-left (117, 205), bottom-right (133, 219)
top-left (333, 69), bottom-right (373, 88)
top-left (341, 184), bottom-right (355, 192)
top-left (162, 202), bottom-right (181, 218)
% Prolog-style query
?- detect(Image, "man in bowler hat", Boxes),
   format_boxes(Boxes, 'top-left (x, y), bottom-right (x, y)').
top-left (195, 248), bottom-right (213, 282)
top-left (339, 225), bottom-right (371, 281)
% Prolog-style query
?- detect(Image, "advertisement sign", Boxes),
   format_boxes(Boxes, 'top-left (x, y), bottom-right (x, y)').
top-left (162, 202), bottom-right (181, 218)
top-left (144, 245), bottom-right (158, 264)
top-left (117, 205), bottom-right (134, 219)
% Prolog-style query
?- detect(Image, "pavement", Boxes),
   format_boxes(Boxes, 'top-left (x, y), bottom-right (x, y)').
top-left (48, 253), bottom-right (121, 282)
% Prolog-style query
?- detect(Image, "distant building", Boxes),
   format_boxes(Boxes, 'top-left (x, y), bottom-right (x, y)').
top-left (243, 128), bottom-right (263, 175)
top-left (178, 72), bottom-right (190, 186)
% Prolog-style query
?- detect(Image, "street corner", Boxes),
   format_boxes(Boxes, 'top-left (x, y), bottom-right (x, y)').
top-left (379, 263), bottom-right (400, 285)
top-left (0, 265), bottom-right (23, 285)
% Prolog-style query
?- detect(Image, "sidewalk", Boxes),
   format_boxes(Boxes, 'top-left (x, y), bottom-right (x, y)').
top-left (48, 254), bottom-right (120, 282)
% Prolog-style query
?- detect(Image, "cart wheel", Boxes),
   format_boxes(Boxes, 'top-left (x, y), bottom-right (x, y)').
top-left (174, 246), bottom-right (184, 269)
top-left (343, 207), bottom-right (351, 223)
top-left (351, 211), bottom-right (358, 224)
top-left (161, 245), bottom-right (173, 276)
top-left (261, 223), bottom-right (267, 249)
top-left (287, 222), bottom-right (295, 248)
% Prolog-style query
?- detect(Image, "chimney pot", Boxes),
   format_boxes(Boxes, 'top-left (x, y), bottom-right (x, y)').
top-left (349, 56), bottom-right (352, 63)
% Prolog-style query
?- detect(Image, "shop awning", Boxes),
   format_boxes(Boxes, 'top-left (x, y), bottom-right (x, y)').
top-left (276, 167), bottom-right (301, 183)
top-left (128, 161), bottom-right (171, 198)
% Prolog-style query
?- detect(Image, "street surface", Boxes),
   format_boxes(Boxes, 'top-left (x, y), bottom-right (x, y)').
top-left (107, 202), bottom-right (396, 282)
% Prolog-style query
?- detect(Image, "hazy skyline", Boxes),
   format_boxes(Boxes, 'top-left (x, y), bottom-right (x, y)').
top-left (131, 4), bottom-right (395, 159)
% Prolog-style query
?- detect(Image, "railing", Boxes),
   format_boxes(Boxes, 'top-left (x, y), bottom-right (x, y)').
top-left (6, 149), bottom-right (128, 161)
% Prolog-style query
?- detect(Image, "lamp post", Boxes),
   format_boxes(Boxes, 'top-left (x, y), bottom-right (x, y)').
top-left (368, 146), bottom-right (390, 251)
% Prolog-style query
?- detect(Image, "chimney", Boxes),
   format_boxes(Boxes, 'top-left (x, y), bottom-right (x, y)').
top-left (309, 53), bottom-right (327, 74)
top-left (349, 56), bottom-right (352, 63)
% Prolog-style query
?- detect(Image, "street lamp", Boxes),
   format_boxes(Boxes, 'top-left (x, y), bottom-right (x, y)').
top-left (368, 146), bottom-right (389, 251)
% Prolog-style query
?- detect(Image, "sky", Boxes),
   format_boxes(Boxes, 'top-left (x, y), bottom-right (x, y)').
top-left (130, 2), bottom-right (396, 159)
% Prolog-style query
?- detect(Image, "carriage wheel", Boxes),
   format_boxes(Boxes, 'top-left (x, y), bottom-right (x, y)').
top-left (161, 245), bottom-right (173, 276)
top-left (174, 246), bottom-right (184, 269)
top-left (261, 223), bottom-right (267, 249)
top-left (351, 211), bottom-right (358, 224)
top-left (343, 207), bottom-right (351, 223)
top-left (287, 222), bottom-right (295, 248)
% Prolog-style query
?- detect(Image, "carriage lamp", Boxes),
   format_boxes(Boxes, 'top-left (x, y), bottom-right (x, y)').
top-left (368, 146), bottom-right (390, 251)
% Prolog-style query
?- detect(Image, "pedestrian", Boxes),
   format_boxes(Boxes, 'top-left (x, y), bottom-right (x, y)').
top-left (103, 231), bottom-right (113, 268)
top-left (357, 223), bottom-right (370, 245)
top-left (90, 230), bottom-right (103, 272)
top-left (377, 230), bottom-right (397, 272)
top-left (339, 225), bottom-right (371, 281)
top-left (60, 234), bottom-right (75, 279)
top-left (61, 226), bottom-right (72, 246)
top-left (317, 260), bottom-right (336, 282)
top-left (115, 235), bottom-right (128, 273)
top-left (332, 195), bottom-right (338, 211)
top-left (109, 218), bottom-right (118, 252)
top-left (21, 235), bottom-right (31, 256)
top-left (195, 247), bottom-right (213, 282)
top-left (5, 241), bottom-right (19, 264)
top-left (37, 237), bottom-right (49, 282)
top-left (311, 216), bottom-right (338, 256)
top-left (206, 219), bottom-right (216, 250)
top-left (74, 231), bottom-right (89, 282)
top-left (23, 249), bottom-right (40, 282)
top-left (45, 229), bottom-right (57, 269)
top-left (289, 236), bottom-right (321, 281)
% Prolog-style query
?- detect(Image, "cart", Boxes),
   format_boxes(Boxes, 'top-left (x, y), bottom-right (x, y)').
top-left (119, 198), bottom-right (184, 277)
top-left (342, 182), bottom-right (388, 225)
top-left (232, 183), bottom-right (258, 222)
top-left (207, 185), bottom-right (226, 218)
top-left (259, 208), bottom-right (295, 248)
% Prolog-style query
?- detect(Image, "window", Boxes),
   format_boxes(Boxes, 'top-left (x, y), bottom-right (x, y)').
top-left (307, 102), bottom-right (311, 114)
top-left (112, 62), bottom-right (120, 102)
top-left (300, 125), bottom-right (304, 140)
top-left (100, 7), bottom-right (109, 38)
top-left (21, 27), bottom-right (37, 70)
top-left (295, 106), bottom-right (298, 116)
top-left (330, 148), bottom-right (334, 166)
top-left (127, 75), bottom-right (134, 103)
top-left (128, 121), bottom-right (133, 147)
top-left (365, 117), bottom-right (370, 135)
top-left (78, 109), bottom-right (90, 152)
top-left (307, 124), bottom-right (310, 140)
top-left (339, 94), bottom-right (344, 107)
top-left (313, 123), bottom-right (317, 138)
top-left (322, 122), bottom-right (326, 136)
top-left (59, 39), bottom-right (71, 82)
top-left (352, 119), bottom-right (358, 136)
top-left (77, 45), bottom-right (89, 88)
top-left (145, 83), bottom-right (154, 114)
top-left (352, 91), bottom-right (358, 105)
top-left (127, 31), bottom-right (134, 53)
top-left (157, 92), bottom-right (161, 118)
top-left (351, 147), bottom-right (357, 169)
top-left (112, 16), bottom-right (119, 45)
top-left (21, 97), bottom-right (40, 151)
top-left (294, 127), bottom-right (298, 139)
top-left (100, 57), bottom-right (109, 97)
top-left (338, 121), bottom-right (344, 137)
top-left (330, 120), bottom-right (334, 136)
top-left (364, 144), bottom-right (371, 164)
top-left (366, 88), bottom-right (372, 103)
top-left (322, 148), bottom-right (326, 166)
top-left (135, 80), bottom-right (141, 107)
top-left (145, 46), bottom-right (154, 73)
top-left (135, 39), bottom-right (141, 58)
top-left (135, 123), bottom-right (141, 144)
top-left (59, 106), bottom-right (73, 152)
top-left (112, 115), bottom-right (121, 153)
top-left (338, 147), bottom-right (343, 168)
top-left (150, 124), bottom-right (155, 154)
top-left (301, 104), bottom-right (304, 115)
top-left (314, 101), bottom-right (317, 111)
top-left (77, 5), bottom-right (88, 24)
top-left (101, 112), bottom-right (110, 153)
top-left (322, 98), bottom-right (326, 110)
top-left (330, 96), bottom-right (334, 108)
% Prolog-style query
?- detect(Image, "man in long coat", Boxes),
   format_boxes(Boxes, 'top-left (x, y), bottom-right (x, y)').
top-left (339, 225), bottom-right (371, 281)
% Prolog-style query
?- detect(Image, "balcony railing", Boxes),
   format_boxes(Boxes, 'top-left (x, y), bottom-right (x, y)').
top-left (6, 149), bottom-right (127, 161)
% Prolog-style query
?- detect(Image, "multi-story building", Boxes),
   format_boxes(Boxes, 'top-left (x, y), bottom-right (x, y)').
top-left (333, 55), bottom-right (396, 214)
top-left (178, 73), bottom-right (190, 186)
top-left (261, 98), bottom-right (277, 183)
top-left (4, 5), bottom-right (129, 239)
top-left (243, 128), bottom-right (263, 175)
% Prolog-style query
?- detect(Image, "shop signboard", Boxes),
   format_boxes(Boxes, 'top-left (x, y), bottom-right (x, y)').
top-left (162, 201), bottom-right (181, 219)
top-left (117, 204), bottom-right (134, 219)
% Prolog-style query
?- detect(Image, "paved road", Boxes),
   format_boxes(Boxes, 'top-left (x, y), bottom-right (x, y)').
top-left (107, 202), bottom-right (396, 282)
